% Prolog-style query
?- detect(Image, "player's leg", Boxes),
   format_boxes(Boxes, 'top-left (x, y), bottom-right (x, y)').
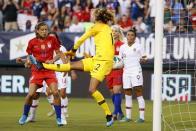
top-left (89, 77), bottom-right (113, 127)
top-left (134, 86), bottom-right (145, 123)
top-left (60, 88), bottom-right (67, 125)
top-left (29, 55), bottom-right (84, 72)
top-left (113, 85), bottom-right (124, 120)
top-left (112, 71), bottom-right (124, 120)
top-left (19, 83), bottom-right (39, 125)
top-left (26, 92), bottom-right (40, 123)
top-left (106, 75), bottom-right (116, 119)
top-left (120, 74), bottom-right (132, 122)
top-left (133, 71), bottom-right (145, 123)
top-left (46, 87), bottom-right (55, 117)
top-left (48, 82), bottom-right (63, 126)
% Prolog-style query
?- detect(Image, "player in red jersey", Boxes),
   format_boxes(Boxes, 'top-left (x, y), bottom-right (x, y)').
top-left (19, 22), bottom-right (64, 126)
top-left (106, 25), bottom-right (124, 120)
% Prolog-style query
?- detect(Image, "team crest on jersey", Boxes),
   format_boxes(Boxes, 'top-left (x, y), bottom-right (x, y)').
top-left (133, 48), bottom-right (136, 52)
top-left (47, 43), bottom-right (51, 48)
top-left (41, 44), bottom-right (45, 49)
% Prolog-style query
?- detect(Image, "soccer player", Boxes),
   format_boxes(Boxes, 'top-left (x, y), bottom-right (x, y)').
top-left (30, 8), bottom-right (115, 127)
top-left (106, 25), bottom-right (124, 120)
top-left (119, 28), bottom-right (147, 123)
top-left (18, 22), bottom-right (63, 126)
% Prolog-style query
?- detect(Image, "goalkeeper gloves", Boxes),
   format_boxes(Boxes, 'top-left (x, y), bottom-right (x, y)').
top-left (64, 48), bottom-right (77, 59)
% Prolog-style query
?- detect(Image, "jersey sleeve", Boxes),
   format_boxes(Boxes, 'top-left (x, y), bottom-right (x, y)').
top-left (60, 45), bottom-right (67, 52)
top-left (26, 40), bottom-right (33, 55)
top-left (119, 46), bottom-right (123, 58)
top-left (73, 25), bottom-right (97, 50)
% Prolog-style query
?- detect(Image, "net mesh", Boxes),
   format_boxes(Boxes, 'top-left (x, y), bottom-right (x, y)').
top-left (162, 0), bottom-right (196, 130)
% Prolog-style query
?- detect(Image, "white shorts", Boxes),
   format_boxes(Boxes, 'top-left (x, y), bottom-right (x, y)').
top-left (56, 72), bottom-right (69, 90)
top-left (123, 70), bottom-right (143, 89)
top-left (36, 81), bottom-right (47, 93)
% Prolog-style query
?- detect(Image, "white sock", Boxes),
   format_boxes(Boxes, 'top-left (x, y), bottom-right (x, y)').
top-left (48, 95), bottom-right (54, 110)
top-left (125, 95), bottom-right (132, 119)
top-left (30, 99), bottom-right (39, 118)
top-left (137, 96), bottom-right (145, 120)
top-left (61, 97), bottom-right (68, 114)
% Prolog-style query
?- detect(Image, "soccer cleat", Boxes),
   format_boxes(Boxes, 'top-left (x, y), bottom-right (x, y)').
top-left (56, 118), bottom-right (63, 126)
top-left (117, 113), bottom-right (124, 120)
top-left (19, 115), bottom-right (27, 125)
top-left (47, 110), bottom-right (55, 117)
top-left (120, 117), bottom-right (131, 122)
top-left (25, 116), bottom-right (36, 123)
top-left (29, 55), bottom-right (44, 70)
top-left (106, 115), bottom-right (114, 127)
top-left (61, 118), bottom-right (67, 125)
top-left (135, 118), bottom-right (144, 123)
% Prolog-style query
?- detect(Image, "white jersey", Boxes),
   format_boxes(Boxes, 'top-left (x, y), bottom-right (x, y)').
top-left (119, 42), bottom-right (145, 74)
top-left (54, 45), bottom-right (67, 64)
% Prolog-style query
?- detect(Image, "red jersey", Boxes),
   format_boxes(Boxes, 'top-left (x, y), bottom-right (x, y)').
top-left (119, 18), bottom-right (133, 29)
top-left (26, 36), bottom-right (60, 72)
top-left (72, 11), bottom-right (84, 22)
top-left (115, 40), bottom-right (124, 55)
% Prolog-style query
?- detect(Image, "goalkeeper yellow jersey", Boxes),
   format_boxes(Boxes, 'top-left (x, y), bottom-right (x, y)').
top-left (73, 23), bottom-right (115, 61)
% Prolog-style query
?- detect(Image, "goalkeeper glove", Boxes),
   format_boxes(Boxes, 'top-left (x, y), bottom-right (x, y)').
top-left (64, 48), bottom-right (77, 59)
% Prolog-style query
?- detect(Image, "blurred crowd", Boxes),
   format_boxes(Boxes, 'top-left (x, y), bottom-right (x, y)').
top-left (0, 0), bottom-right (195, 33)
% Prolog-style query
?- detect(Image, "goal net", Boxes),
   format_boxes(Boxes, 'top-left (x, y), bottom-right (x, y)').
top-left (161, 0), bottom-right (196, 130)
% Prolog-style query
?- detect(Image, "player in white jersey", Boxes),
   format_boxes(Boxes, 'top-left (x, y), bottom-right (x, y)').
top-left (119, 28), bottom-right (147, 123)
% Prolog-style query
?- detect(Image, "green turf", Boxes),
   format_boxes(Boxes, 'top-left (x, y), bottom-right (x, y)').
top-left (0, 96), bottom-right (196, 131)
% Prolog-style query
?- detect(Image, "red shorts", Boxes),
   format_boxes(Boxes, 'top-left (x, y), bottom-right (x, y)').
top-left (106, 69), bottom-right (123, 89)
top-left (30, 70), bottom-right (57, 87)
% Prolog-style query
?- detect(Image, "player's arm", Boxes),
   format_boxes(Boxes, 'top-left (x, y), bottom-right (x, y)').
top-left (16, 58), bottom-right (27, 63)
top-left (24, 55), bottom-right (32, 68)
top-left (65, 26), bottom-right (96, 58)
top-left (45, 50), bottom-right (61, 64)
top-left (141, 56), bottom-right (147, 63)
top-left (70, 70), bottom-right (77, 80)
top-left (140, 45), bottom-right (147, 63)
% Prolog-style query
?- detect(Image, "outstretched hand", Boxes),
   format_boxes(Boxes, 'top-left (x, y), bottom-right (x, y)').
top-left (64, 50), bottom-right (76, 59)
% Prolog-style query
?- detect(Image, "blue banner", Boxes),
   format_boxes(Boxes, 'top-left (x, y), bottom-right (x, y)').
top-left (0, 32), bottom-right (195, 65)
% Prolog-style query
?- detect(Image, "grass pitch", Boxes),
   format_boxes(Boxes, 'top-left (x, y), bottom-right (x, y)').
top-left (0, 96), bottom-right (196, 131)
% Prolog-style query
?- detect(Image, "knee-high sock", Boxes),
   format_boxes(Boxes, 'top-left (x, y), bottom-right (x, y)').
top-left (29, 100), bottom-right (39, 118)
top-left (92, 90), bottom-right (111, 116)
top-left (48, 95), bottom-right (54, 110)
top-left (43, 63), bottom-right (71, 72)
top-left (54, 105), bottom-right (61, 119)
top-left (112, 95), bottom-right (115, 104)
top-left (125, 95), bottom-right (132, 119)
top-left (137, 96), bottom-right (145, 120)
top-left (23, 104), bottom-right (31, 116)
top-left (61, 97), bottom-right (68, 114)
top-left (114, 93), bottom-right (123, 114)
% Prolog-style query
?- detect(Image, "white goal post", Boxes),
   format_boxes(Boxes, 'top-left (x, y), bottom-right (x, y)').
top-left (153, 0), bottom-right (164, 131)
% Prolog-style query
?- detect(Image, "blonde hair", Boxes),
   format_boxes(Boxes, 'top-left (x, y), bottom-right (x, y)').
top-left (111, 25), bottom-right (124, 42)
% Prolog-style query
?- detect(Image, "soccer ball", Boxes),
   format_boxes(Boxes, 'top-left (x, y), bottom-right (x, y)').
top-left (112, 55), bottom-right (123, 70)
